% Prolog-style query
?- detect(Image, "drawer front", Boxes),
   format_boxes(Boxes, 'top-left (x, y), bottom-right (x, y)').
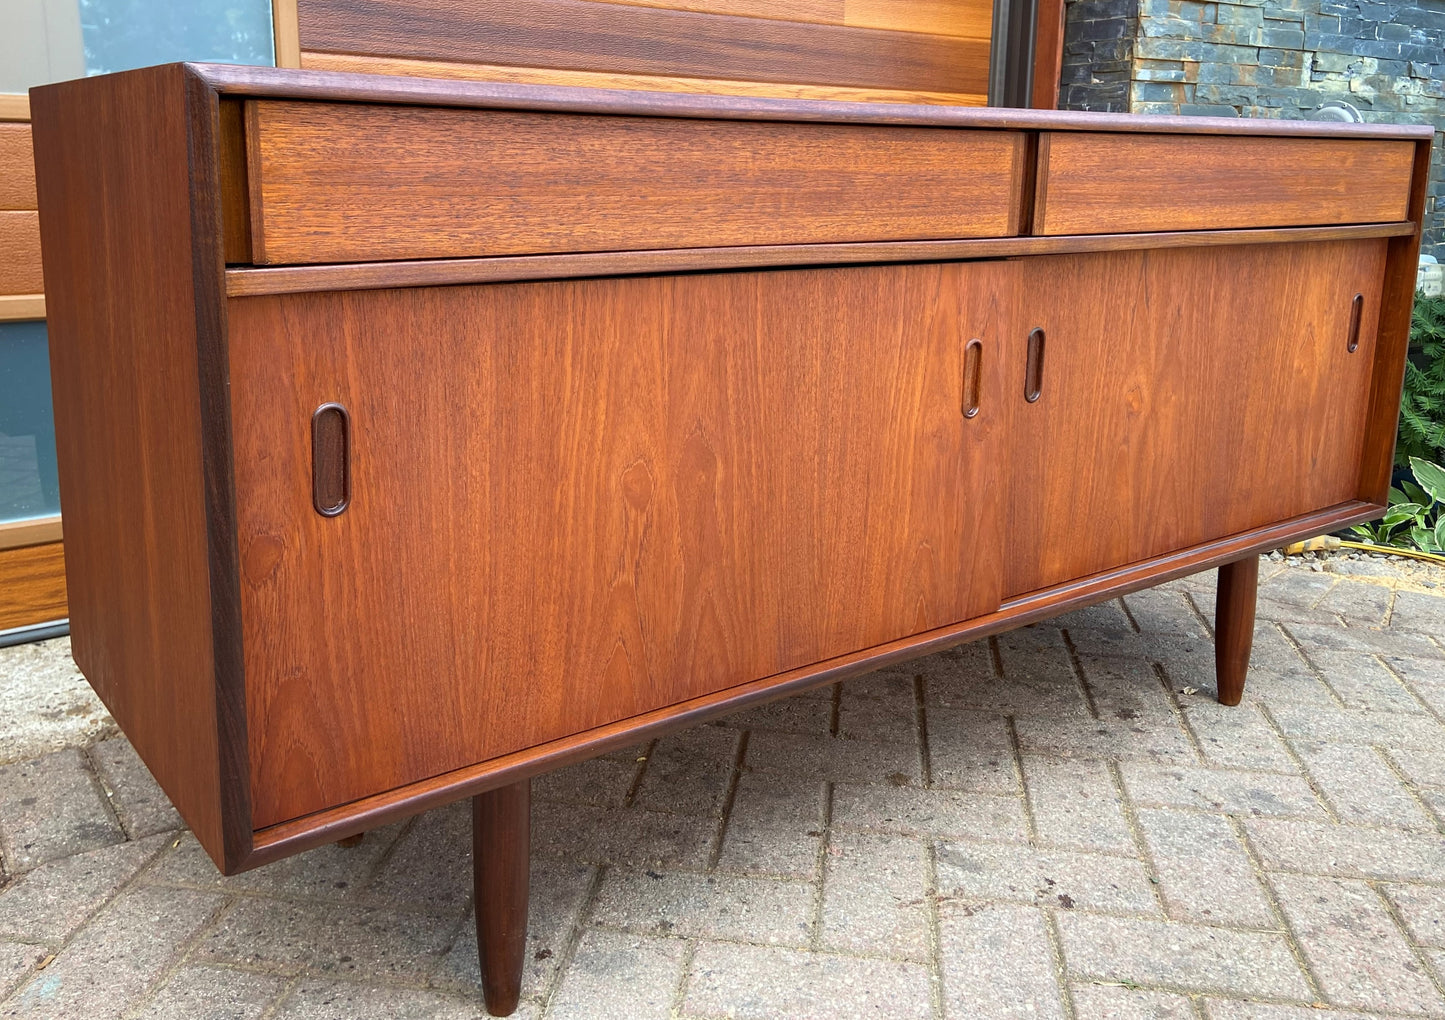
top-left (1034, 132), bottom-right (1415, 236)
top-left (230, 263), bottom-right (1010, 827)
top-left (236, 100), bottom-right (1027, 265)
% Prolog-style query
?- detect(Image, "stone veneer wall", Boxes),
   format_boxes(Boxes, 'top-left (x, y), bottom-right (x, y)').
top-left (1058, 0), bottom-right (1444, 254)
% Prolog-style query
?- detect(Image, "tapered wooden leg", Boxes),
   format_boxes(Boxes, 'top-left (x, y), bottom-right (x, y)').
top-left (1214, 554), bottom-right (1259, 707)
top-left (473, 779), bottom-right (530, 1017)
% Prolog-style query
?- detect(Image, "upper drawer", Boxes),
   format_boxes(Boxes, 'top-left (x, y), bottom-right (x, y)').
top-left (229, 100), bottom-right (1028, 265)
top-left (1034, 132), bottom-right (1416, 236)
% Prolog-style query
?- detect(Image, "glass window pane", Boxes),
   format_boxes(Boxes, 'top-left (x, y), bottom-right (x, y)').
top-left (80, 0), bottom-right (275, 75)
top-left (0, 322), bottom-right (61, 524)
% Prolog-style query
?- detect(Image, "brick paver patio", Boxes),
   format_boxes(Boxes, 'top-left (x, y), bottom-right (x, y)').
top-left (2, 555), bottom-right (1445, 1018)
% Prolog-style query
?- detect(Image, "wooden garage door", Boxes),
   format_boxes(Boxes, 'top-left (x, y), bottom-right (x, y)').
top-left (280, 0), bottom-right (994, 106)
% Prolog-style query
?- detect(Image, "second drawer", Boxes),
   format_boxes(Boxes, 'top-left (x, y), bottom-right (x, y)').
top-left (1034, 131), bottom-right (1415, 236)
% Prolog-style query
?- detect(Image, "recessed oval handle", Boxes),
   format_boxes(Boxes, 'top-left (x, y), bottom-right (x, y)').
top-left (1024, 327), bottom-right (1046, 403)
top-left (312, 402), bottom-right (350, 517)
top-left (1346, 292), bottom-right (1363, 353)
top-left (962, 338), bottom-right (983, 419)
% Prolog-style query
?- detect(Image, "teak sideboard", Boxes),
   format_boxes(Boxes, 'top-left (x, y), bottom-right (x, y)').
top-left (31, 63), bottom-right (1432, 1016)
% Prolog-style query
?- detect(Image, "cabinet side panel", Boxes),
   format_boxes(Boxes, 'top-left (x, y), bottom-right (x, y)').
top-left (30, 67), bottom-right (226, 863)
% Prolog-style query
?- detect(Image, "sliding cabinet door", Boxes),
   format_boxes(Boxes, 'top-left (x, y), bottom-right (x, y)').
top-left (228, 261), bottom-right (1011, 826)
top-left (1004, 240), bottom-right (1387, 597)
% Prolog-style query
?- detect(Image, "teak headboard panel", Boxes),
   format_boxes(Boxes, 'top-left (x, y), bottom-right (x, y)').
top-left (277, 0), bottom-right (993, 106)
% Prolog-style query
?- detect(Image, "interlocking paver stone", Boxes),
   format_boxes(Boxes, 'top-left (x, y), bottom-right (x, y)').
top-left (1179, 700), bottom-right (1299, 772)
top-left (714, 770), bottom-right (824, 879)
top-left (631, 726), bottom-right (740, 817)
top-left (819, 831), bottom-right (928, 959)
top-left (836, 673), bottom-right (919, 743)
top-left (682, 941), bottom-right (933, 1019)
top-left (1383, 882), bottom-right (1445, 948)
top-left (533, 756), bottom-right (636, 807)
top-left (1056, 913), bottom-right (1313, 999)
top-left (1122, 588), bottom-right (1208, 636)
top-left (140, 964), bottom-right (289, 1019)
top-left (591, 869), bottom-right (813, 946)
top-left (1391, 590), bottom-right (1445, 635)
top-left (1290, 739), bottom-right (1435, 829)
top-left (925, 706), bottom-right (1021, 793)
top-left (935, 839), bottom-right (1159, 915)
top-left (1070, 983), bottom-right (1196, 1019)
top-left (938, 901), bottom-right (1066, 1020)
top-left (1118, 763), bottom-right (1327, 818)
top-left (86, 738), bottom-right (184, 838)
top-left (831, 783), bottom-right (1028, 842)
top-left (0, 944), bottom-right (42, 1002)
top-left (1021, 756), bottom-right (1136, 853)
top-left (270, 979), bottom-right (499, 1020)
top-left (0, 638), bottom-right (113, 765)
top-left (1134, 807), bottom-right (1275, 927)
top-left (0, 749), bottom-right (123, 874)
top-left (3, 560), bottom-right (1445, 1018)
top-left (532, 800), bottom-right (718, 870)
top-left (1269, 872), bottom-right (1445, 1014)
top-left (1204, 1000), bottom-right (1376, 1019)
top-left (1244, 817), bottom-right (1445, 881)
top-left (743, 729), bottom-right (920, 786)
top-left (2, 883), bottom-right (223, 1020)
top-left (0, 831), bottom-right (170, 944)
top-left (547, 928), bottom-right (685, 1020)
top-left (432, 859), bottom-right (596, 1000)
top-left (1302, 648), bottom-right (1424, 714)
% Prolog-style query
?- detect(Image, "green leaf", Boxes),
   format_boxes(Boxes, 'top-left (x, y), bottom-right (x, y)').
top-left (1403, 480), bottom-right (1431, 506)
top-left (1436, 514), bottom-right (1445, 551)
top-left (1388, 486), bottom-right (1410, 506)
top-left (1410, 458), bottom-right (1445, 505)
top-left (1350, 524), bottom-right (1376, 540)
top-left (1410, 526), bottom-right (1434, 552)
top-left (1384, 504), bottom-right (1425, 527)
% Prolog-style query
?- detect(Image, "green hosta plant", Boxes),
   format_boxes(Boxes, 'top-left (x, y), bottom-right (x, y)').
top-left (1399, 295), bottom-right (1445, 466)
top-left (1352, 457), bottom-right (1445, 552)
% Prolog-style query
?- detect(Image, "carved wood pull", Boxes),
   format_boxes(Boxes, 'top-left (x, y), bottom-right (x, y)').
top-left (312, 402), bottom-right (350, 517)
top-left (963, 338), bottom-right (983, 418)
top-left (1346, 293), bottom-right (1363, 353)
top-left (1024, 328), bottom-right (1046, 403)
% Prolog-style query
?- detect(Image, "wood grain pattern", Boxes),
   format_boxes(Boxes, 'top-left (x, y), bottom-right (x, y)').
top-left (223, 222), bottom-right (1418, 297)
top-left (297, 51), bottom-right (988, 105)
top-left (272, 0), bottom-right (301, 68)
top-left (1035, 133), bottom-right (1416, 235)
top-left (0, 516), bottom-right (62, 551)
top-left (1214, 555), bottom-right (1258, 706)
top-left (571, 0), bottom-right (994, 38)
top-left (1030, 0), bottom-right (1065, 108)
top-left (1357, 136), bottom-right (1433, 504)
top-left (1003, 241), bottom-right (1388, 597)
top-left (219, 99), bottom-right (251, 263)
top-left (0, 124), bottom-right (37, 209)
top-left (294, 0), bottom-right (991, 96)
top-left (474, 781), bottom-right (530, 1017)
top-left (241, 99), bottom-right (1024, 265)
top-left (0, 541), bottom-right (67, 631)
top-left (0, 95), bottom-right (28, 121)
top-left (30, 65), bottom-right (230, 865)
top-left (0, 295), bottom-right (45, 320)
top-left (228, 262), bottom-right (1009, 826)
top-left (189, 62), bottom-right (1433, 141)
top-left (0, 211), bottom-right (43, 294)
top-left (245, 497), bottom-right (1380, 866)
